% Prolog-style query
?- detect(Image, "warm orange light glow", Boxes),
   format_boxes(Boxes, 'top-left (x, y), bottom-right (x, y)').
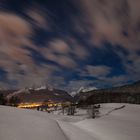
top-left (18, 102), bottom-right (63, 109)
top-left (18, 102), bottom-right (42, 108)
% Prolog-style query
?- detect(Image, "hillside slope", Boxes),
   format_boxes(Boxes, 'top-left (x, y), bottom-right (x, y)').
top-left (6, 88), bottom-right (73, 103)
top-left (76, 80), bottom-right (140, 104)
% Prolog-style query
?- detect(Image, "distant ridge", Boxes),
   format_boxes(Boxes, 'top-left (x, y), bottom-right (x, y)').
top-left (75, 80), bottom-right (140, 105)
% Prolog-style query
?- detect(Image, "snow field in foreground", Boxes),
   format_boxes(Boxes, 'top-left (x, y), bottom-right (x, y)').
top-left (0, 103), bottom-right (140, 140)
top-left (0, 106), bottom-right (67, 140)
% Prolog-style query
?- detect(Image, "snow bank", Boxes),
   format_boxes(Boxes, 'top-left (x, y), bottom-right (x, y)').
top-left (0, 106), bottom-right (67, 140)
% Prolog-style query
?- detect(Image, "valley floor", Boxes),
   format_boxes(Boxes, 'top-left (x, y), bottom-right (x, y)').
top-left (0, 103), bottom-right (140, 140)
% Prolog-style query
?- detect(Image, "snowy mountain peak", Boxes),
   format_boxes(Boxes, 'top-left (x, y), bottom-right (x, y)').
top-left (81, 87), bottom-right (97, 92)
top-left (32, 84), bottom-right (54, 91)
top-left (35, 85), bottom-right (47, 91)
top-left (70, 86), bottom-right (97, 96)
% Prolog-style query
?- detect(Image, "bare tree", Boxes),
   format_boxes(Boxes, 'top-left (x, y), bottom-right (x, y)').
top-left (87, 105), bottom-right (100, 118)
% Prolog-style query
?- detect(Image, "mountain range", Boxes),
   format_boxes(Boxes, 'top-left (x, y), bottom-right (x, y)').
top-left (75, 80), bottom-right (140, 104)
top-left (3, 86), bottom-right (73, 103)
top-left (1, 80), bottom-right (140, 105)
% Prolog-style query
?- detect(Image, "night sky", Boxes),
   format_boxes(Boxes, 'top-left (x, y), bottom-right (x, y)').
top-left (0, 0), bottom-right (140, 91)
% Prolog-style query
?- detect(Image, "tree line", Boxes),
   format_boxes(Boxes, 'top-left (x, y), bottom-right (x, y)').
top-left (78, 91), bottom-right (140, 105)
top-left (0, 93), bottom-right (21, 107)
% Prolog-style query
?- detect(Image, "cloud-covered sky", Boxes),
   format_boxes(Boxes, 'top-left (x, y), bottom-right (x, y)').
top-left (0, 0), bottom-right (140, 91)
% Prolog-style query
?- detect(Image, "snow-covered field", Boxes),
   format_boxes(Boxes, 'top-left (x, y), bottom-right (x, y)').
top-left (0, 106), bottom-right (67, 140)
top-left (0, 103), bottom-right (140, 140)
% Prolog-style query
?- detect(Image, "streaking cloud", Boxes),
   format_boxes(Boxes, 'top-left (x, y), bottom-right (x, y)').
top-left (0, 0), bottom-right (139, 91)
